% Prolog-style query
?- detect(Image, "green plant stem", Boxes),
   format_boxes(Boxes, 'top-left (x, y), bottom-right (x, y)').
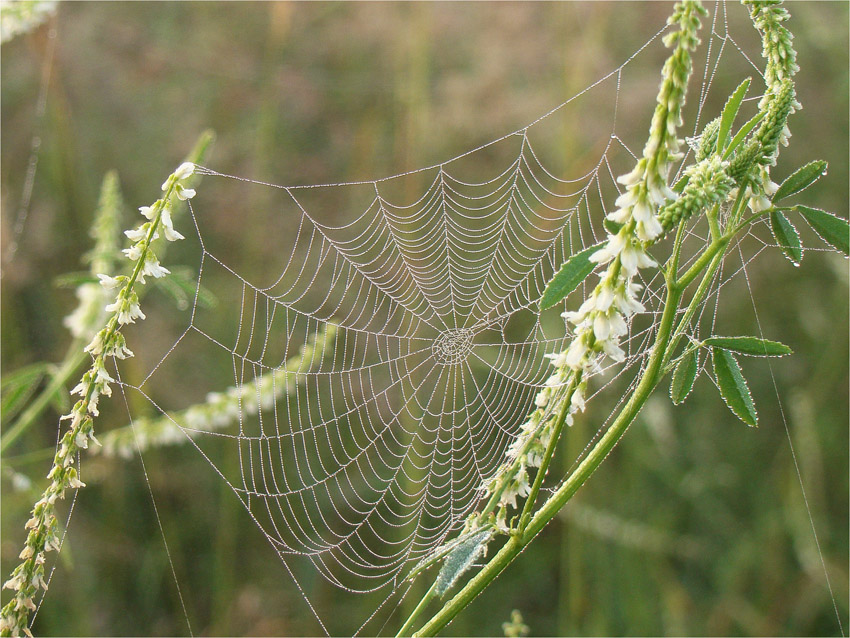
top-left (397, 578), bottom-right (440, 637)
top-left (412, 281), bottom-right (684, 637)
top-left (1, 341), bottom-right (88, 454)
top-left (517, 374), bottom-right (579, 535)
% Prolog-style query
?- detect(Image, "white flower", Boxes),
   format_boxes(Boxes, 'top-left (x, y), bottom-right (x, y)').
top-left (139, 205), bottom-right (156, 220)
top-left (613, 282), bottom-right (645, 316)
top-left (175, 184), bottom-right (196, 201)
top-left (122, 244), bottom-right (143, 261)
top-left (117, 301), bottom-right (145, 325)
top-left (601, 338), bottom-right (626, 363)
top-left (593, 313), bottom-right (612, 341)
top-left (619, 240), bottom-right (656, 276)
top-left (160, 206), bottom-right (184, 241)
top-left (534, 388), bottom-right (550, 408)
top-left (544, 351), bottom-right (567, 368)
top-left (143, 257), bottom-right (170, 279)
top-left (124, 226), bottom-right (149, 242)
top-left (94, 365), bottom-right (115, 385)
top-left (565, 337), bottom-right (588, 370)
top-left (590, 233), bottom-right (626, 266)
top-left (174, 162), bottom-right (195, 180)
top-left (570, 387), bottom-right (586, 412)
top-left (97, 274), bottom-right (123, 289)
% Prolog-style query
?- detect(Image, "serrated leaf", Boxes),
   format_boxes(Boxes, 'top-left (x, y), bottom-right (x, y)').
top-left (704, 336), bottom-right (792, 357)
top-left (670, 350), bottom-right (698, 405)
top-left (774, 160), bottom-right (827, 202)
top-left (797, 205), bottom-right (849, 256)
top-left (1, 364), bottom-right (47, 421)
top-left (723, 110), bottom-right (765, 160)
top-left (718, 78), bottom-right (751, 152)
top-left (712, 348), bottom-right (757, 426)
top-left (434, 530), bottom-right (492, 597)
top-left (539, 242), bottom-right (602, 310)
top-left (769, 211), bottom-right (802, 265)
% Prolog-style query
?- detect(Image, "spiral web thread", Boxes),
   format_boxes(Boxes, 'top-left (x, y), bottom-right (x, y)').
top-left (94, 2), bottom-right (840, 634)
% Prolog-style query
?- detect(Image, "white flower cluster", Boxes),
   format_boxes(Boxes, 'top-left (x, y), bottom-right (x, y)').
top-left (97, 325), bottom-right (338, 459)
top-left (1, 163), bottom-right (195, 638)
top-left (471, 1), bottom-right (707, 530)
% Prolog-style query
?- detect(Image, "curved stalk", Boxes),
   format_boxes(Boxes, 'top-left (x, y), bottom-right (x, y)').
top-left (413, 281), bottom-right (684, 637)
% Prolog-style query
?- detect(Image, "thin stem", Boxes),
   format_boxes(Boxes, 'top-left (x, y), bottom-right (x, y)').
top-left (397, 579), bottom-right (439, 637)
top-left (413, 283), bottom-right (684, 637)
top-left (517, 374), bottom-right (578, 535)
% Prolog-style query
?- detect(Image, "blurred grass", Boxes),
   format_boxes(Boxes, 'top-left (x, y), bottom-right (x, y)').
top-left (1, 2), bottom-right (847, 636)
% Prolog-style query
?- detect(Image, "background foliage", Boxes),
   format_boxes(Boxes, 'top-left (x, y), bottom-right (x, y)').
top-left (1, 3), bottom-right (847, 636)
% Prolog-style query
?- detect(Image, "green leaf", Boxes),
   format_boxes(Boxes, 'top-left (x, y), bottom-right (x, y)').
top-left (796, 205), bottom-right (849, 256)
top-left (712, 348), bottom-right (757, 427)
top-left (53, 272), bottom-right (98, 289)
top-left (1, 364), bottom-right (47, 421)
top-left (773, 160), bottom-right (827, 202)
top-left (769, 211), bottom-right (802, 266)
top-left (603, 218), bottom-right (623, 235)
top-left (434, 530), bottom-right (492, 597)
top-left (718, 78), bottom-right (751, 152)
top-left (539, 242), bottom-right (603, 310)
top-left (670, 349), bottom-right (698, 405)
top-left (154, 267), bottom-right (217, 311)
top-left (723, 110), bottom-right (765, 160)
top-left (704, 336), bottom-right (792, 357)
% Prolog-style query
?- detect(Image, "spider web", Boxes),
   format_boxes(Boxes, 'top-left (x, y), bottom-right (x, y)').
top-left (93, 2), bottom-right (841, 635)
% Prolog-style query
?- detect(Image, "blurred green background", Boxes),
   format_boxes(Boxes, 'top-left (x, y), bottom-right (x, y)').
top-left (1, 2), bottom-right (847, 636)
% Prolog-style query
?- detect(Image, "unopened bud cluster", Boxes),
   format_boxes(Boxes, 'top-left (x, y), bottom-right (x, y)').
top-left (0, 163), bottom-right (196, 638)
top-left (659, 156), bottom-right (734, 229)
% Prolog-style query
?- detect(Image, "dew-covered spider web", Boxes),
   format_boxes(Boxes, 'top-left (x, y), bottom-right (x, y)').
top-left (85, 2), bottom-right (842, 635)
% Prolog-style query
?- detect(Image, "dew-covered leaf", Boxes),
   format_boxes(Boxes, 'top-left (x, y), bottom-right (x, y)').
top-left (723, 110), bottom-right (765, 159)
top-left (539, 242), bottom-right (602, 310)
top-left (769, 211), bottom-right (802, 265)
top-left (718, 78), bottom-right (751, 152)
top-left (712, 348), bottom-right (757, 426)
top-left (670, 349), bottom-right (698, 405)
top-left (773, 160), bottom-right (827, 202)
top-left (704, 336), bottom-right (792, 357)
top-left (434, 529), bottom-right (492, 597)
top-left (797, 205), bottom-right (849, 256)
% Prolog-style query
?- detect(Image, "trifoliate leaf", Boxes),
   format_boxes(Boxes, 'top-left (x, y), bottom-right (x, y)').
top-left (796, 205), bottom-right (849, 256)
top-left (670, 349), bottom-right (698, 405)
top-left (539, 242), bottom-right (602, 310)
top-left (712, 348), bottom-right (757, 426)
top-left (773, 160), bottom-right (827, 202)
top-left (434, 529), bottom-right (492, 597)
top-left (718, 78), bottom-right (751, 152)
top-left (769, 211), bottom-right (802, 266)
top-left (703, 336), bottom-right (792, 357)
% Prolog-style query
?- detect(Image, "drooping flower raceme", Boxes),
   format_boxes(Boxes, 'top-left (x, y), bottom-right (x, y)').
top-left (0, 163), bottom-right (196, 638)
top-left (475, 0), bottom-right (707, 523)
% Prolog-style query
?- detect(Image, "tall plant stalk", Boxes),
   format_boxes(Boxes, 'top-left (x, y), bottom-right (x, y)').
top-left (397, 1), bottom-right (818, 634)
